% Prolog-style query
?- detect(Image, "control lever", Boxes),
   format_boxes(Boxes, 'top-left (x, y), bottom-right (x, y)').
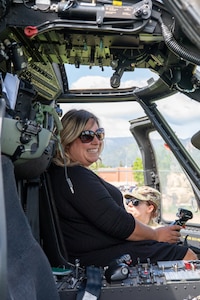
top-left (104, 254), bottom-right (131, 283)
top-left (171, 208), bottom-right (193, 227)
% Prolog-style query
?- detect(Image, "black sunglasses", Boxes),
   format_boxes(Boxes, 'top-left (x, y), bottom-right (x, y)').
top-left (79, 128), bottom-right (105, 143)
top-left (125, 198), bottom-right (141, 206)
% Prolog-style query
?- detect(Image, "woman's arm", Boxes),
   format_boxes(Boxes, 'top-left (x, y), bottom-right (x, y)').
top-left (60, 167), bottom-right (183, 244)
top-left (127, 219), bottom-right (182, 244)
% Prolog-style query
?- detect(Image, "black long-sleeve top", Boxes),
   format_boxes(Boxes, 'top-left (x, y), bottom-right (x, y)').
top-left (49, 164), bottom-right (188, 267)
top-left (49, 164), bottom-right (135, 262)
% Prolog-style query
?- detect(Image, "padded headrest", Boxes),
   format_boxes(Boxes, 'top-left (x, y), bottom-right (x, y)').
top-left (14, 139), bottom-right (56, 179)
top-left (1, 118), bottom-right (57, 179)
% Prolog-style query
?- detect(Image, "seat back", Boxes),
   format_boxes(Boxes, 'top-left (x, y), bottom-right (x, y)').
top-left (2, 155), bottom-right (60, 300)
top-left (39, 171), bottom-right (69, 267)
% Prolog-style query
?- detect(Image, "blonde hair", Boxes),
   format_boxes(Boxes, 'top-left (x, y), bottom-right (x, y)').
top-left (53, 109), bottom-right (103, 167)
top-left (147, 200), bottom-right (158, 219)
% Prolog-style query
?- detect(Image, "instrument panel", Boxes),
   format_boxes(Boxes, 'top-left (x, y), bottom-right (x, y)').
top-left (55, 260), bottom-right (200, 300)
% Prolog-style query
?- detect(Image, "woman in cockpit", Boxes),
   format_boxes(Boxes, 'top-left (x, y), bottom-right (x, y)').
top-left (49, 109), bottom-right (197, 267)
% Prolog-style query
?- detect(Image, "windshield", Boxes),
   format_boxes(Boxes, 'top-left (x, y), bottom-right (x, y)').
top-left (60, 67), bottom-right (200, 225)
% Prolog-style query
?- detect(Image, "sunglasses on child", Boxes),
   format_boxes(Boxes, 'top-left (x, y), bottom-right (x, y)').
top-left (79, 128), bottom-right (105, 143)
top-left (125, 198), bottom-right (141, 206)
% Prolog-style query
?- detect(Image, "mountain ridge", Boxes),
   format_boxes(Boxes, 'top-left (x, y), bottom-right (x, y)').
top-left (101, 136), bottom-right (198, 168)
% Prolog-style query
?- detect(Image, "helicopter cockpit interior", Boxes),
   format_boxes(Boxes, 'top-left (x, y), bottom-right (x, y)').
top-left (0, 1), bottom-right (200, 299)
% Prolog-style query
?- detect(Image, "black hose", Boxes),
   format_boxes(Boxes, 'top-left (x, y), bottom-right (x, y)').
top-left (160, 21), bottom-right (200, 66)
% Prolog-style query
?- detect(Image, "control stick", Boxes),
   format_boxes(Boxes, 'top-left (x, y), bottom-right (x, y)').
top-left (171, 208), bottom-right (193, 227)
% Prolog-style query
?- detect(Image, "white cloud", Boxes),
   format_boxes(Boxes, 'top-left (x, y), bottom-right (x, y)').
top-left (71, 75), bottom-right (148, 90)
top-left (157, 94), bottom-right (200, 124)
top-left (156, 94), bottom-right (200, 138)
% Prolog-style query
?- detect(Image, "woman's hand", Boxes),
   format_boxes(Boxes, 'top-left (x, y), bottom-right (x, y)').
top-left (155, 225), bottom-right (182, 244)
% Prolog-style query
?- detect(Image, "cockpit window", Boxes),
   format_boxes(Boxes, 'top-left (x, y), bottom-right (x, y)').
top-left (150, 94), bottom-right (200, 225)
top-left (65, 65), bottom-right (158, 90)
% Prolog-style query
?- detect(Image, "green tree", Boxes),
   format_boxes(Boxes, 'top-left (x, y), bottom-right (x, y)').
top-left (90, 160), bottom-right (107, 171)
top-left (132, 157), bottom-right (144, 186)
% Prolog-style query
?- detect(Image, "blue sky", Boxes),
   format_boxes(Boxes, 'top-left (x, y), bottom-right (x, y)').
top-left (60, 66), bottom-right (200, 139)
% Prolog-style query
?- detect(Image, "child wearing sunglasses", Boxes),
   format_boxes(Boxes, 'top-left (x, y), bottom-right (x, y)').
top-left (124, 186), bottom-right (161, 228)
top-left (49, 109), bottom-right (197, 267)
